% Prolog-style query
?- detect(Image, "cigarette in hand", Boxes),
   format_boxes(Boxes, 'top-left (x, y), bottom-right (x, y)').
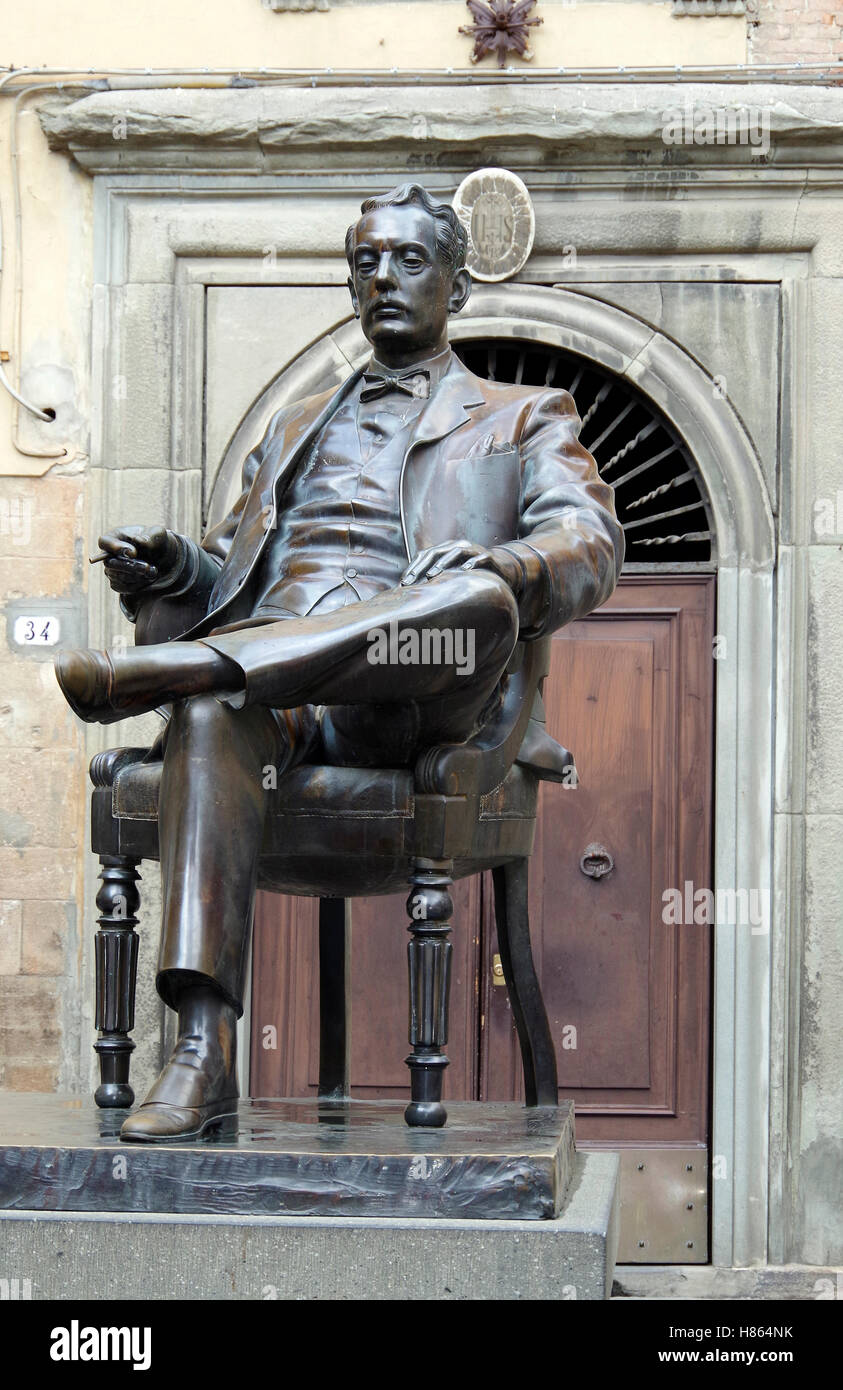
top-left (89, 548), bottom-right (137, 564)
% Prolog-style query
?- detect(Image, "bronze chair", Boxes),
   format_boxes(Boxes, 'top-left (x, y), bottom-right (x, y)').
top-left (89, 635), bottom-right (573, 1127)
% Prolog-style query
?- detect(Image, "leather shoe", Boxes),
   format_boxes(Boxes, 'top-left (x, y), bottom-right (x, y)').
top-left (120, 1095), bottom-right (239, 1142)
top-left (54, 650), bottom-right (123, 723)
top-left (121, 991), bottom-right (239, 1143)
top-left (55, 644), bottom-right (239, 724)
top-left (55, 648), bottom-right (169, 725)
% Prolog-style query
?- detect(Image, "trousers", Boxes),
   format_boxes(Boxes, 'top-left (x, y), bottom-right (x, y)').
top-left (156, 570), bottom-right (519, 1014)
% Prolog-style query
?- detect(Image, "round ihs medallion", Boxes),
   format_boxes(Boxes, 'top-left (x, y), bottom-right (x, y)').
top-left (453, 169), bottom-right (536, 282)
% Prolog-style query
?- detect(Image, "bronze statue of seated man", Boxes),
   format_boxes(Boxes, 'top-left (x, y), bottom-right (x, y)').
top-left (56, 183), bottom-right (624, 1142)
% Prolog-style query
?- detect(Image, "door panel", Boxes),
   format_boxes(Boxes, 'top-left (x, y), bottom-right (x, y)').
top-left (481, 575), bottom-right (714, 1148)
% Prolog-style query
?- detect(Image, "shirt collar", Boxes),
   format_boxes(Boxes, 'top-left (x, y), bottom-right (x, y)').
top-left (366, 345), bottom-right (454, 393)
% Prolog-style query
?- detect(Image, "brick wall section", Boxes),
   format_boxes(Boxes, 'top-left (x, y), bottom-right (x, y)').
top-left (747, 0), bottom-right (843, 63)
top-left (0, 475), bottom-right (87, 1091)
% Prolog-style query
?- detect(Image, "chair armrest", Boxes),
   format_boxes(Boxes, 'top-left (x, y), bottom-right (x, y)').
top-left (122, 540), bottom-right (221, 646)
top-left (89, 747), bottom-right (152, 788)
top-left (414, 639), bottom-right (551, 799)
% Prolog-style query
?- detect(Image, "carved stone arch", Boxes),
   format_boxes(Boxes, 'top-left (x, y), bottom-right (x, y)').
top-left (208, 283), bottom-right (775, 578)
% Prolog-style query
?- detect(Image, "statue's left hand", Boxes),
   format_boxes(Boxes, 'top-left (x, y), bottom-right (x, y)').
top-left (401, 540), bottom-right (522, 592)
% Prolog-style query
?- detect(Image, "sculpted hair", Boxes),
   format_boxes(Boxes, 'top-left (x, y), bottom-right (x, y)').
top-left (345, 184), bottom-right (468, 273)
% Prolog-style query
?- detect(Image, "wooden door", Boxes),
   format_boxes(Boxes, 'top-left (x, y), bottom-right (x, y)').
top-left (249, 573), bottom-right (715, 1260)
top-left (481, 574), bottom-right (713, 1137)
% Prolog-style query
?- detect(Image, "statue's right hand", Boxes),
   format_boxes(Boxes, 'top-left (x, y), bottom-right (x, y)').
top-left (96, 525), bottom-right (180, 595)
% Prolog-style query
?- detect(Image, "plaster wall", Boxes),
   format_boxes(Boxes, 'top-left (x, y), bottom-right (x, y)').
top-left (3, 1), bottom-right (746, 71)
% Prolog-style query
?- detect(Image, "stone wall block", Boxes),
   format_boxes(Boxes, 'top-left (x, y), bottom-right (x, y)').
top-left (806, 546), bottom-right (843, 813)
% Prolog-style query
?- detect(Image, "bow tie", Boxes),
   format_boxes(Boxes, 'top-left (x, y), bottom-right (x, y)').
top-left (359, 369), bottom-right (431, 403)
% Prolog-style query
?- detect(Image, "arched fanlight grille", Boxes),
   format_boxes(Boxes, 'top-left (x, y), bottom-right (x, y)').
top-left (453, 339), bottom-right (714, 565)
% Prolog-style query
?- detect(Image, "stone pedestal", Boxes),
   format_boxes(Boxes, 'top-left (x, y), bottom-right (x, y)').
top-left (0, 1094), bottom-right (619, 1298)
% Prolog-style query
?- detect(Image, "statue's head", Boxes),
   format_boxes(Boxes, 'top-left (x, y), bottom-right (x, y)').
top-left (345, 184), bottom-right (472, 364)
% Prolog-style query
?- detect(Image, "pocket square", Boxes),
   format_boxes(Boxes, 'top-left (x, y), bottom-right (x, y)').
top-left (464, 434), bottom-right (517, 460)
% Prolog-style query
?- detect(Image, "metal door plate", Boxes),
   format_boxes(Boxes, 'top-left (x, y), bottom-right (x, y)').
top-left (602, 1146), bottom-right (709, 1263)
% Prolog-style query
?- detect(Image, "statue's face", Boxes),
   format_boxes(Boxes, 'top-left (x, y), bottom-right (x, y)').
top-left (347, 204), bottom-right (469, 363)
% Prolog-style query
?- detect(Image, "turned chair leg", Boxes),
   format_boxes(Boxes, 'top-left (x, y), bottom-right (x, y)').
top-left (404, 860), bottom-right (453, 1128)
top-left (318, 896), bottom-right (350, 1099)
top-left (93, 854), bottom-right (141, 1108)
top-left (491, 859), bottom-right (558, 1106)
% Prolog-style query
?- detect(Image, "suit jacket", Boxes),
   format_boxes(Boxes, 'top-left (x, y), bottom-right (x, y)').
top-left (127, 353), bottom-right (625, 647)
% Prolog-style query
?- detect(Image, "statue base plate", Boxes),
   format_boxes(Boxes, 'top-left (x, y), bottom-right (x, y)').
top-left (0, 1093), bottom-right (575, 1221)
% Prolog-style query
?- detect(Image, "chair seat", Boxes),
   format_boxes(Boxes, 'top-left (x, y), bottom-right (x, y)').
top-left (92, 757), bottom-right (541, 897)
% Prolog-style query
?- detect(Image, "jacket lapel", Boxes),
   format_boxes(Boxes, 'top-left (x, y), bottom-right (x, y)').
top-left (399, 353), bottom-right (487, 557)
top-left (271, 365), bottom-right (366, 504)
top-left (407, 354), bottom-right (486, 447)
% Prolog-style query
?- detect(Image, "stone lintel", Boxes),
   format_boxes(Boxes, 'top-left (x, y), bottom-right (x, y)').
top-left (37, 83), bottom-right (843, 175)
